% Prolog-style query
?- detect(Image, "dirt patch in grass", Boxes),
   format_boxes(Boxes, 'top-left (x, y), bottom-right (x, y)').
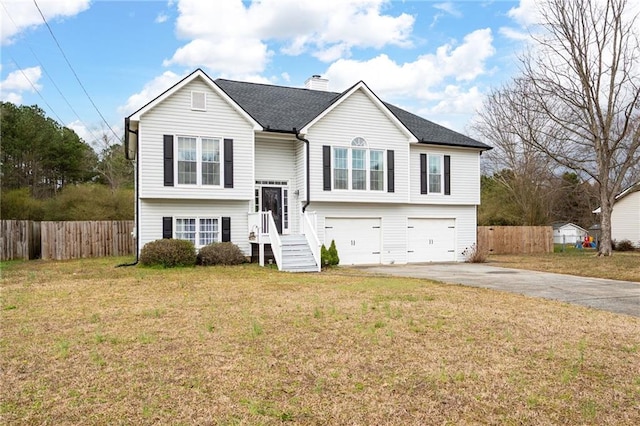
top-left (2, 258), bottom-right (639, 424)
top-left (489, 251), bottom-right (640, 282)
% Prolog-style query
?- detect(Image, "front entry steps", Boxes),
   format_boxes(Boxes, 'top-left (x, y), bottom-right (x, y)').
top-left (279, 235), bottom-right (318, 273)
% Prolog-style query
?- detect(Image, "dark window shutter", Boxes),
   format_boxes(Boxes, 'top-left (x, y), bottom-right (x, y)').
top-left (387, 150), bottom-right (395, 193)
top-left (222, 217), bottom-right (231, 242)
top-left (420, 153), bottom-right (427, 194)
top-left (322, 145), bottom-right (331, 191)
top-left (444, 155), bottom-right (451, 195)
top-left (224, 139), bottom-right (234, 188)
top-left (162, 217), bottom-right (172, 239)
top-left (163, 135), bottom-right (174, 186)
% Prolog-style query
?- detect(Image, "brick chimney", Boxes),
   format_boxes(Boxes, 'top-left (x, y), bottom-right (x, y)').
top-left (304, 75), bottom-right (329, 91)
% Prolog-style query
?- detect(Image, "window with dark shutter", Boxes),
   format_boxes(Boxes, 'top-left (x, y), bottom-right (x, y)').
top-left (163, 135), bottom-right (174, 186)
top-left (444, 155), bottom-right (451, 195)
top-left (420, 153), bottom-right (427, 194)
top-left (162, 217), bottom-right (173, 239)
top-left (224, 139), bottom-right (233, 188)
top-left (222, 217), bottom-right (231, 242)
top-left (387, 150), bottom-right (395, 193)
top-left (322, 145), bottom-right (331, 191)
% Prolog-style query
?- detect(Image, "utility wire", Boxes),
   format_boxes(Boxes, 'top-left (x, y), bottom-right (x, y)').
top-left (1, 1), bottom-right (102, 145)
top-left (6, 56), bottom-right (67, 126)
top-left (32, 0), bottom-right (122, 142)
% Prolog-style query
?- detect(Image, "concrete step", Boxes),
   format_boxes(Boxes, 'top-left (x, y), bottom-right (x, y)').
top-left (278, 234), bottom-right (319, 273)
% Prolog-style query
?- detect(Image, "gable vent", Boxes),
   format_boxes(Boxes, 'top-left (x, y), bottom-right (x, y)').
top-left (305, 75), bottom-right (329, 91)
top-left (191, 91), bottom-right (206, 110)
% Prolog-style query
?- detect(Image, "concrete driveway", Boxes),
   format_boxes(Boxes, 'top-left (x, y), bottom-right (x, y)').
top-left (359, 263), bottom-right (640, 317)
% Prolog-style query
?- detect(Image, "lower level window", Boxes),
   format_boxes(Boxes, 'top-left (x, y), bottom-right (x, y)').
top-left (175, 218), bottom-right (218, 246)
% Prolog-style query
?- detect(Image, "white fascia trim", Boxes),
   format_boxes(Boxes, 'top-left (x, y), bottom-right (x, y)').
top-left (300, 81), bottom-right (418, 142)
top-left (128, 69), bottom-right (262, 131)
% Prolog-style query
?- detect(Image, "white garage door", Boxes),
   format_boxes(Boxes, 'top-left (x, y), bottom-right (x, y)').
top-left (407, 218), bottom-right (456, 262)
top-left (325, 218), bottom-right (382, 265)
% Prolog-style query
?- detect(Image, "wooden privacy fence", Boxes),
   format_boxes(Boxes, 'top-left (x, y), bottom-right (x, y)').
top-left (40, 221), bottom-right (134, 260)
top-left (1, 220), bottom-right (134, 261)
top-left (1, 220), bottom-right (41, 261)
top-left (477, 226), bottom-right (553, 254)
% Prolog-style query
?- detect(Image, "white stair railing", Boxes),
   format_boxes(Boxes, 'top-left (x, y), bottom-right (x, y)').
top-left (301, 211), bottom-right (321, 271)
top-left (266, 211), bottom-right (283, 271)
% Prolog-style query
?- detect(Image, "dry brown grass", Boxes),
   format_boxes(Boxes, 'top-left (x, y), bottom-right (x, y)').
top-left (1, 257), bottom-right (639, 425)
top-left (489, 250), bottom-right (640, 282)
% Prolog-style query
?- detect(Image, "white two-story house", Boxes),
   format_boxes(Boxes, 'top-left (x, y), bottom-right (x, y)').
top-left (125, 69), bottom-right (491, 272)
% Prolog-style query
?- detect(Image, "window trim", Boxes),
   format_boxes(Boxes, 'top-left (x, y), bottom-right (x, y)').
top-left (331, 143), bottom-right (386, 192)
top-left (191, 91), bottom-right (207, 111)
top-left (174, 216), bottom-right (220, 248)
top-left (175, 135), bottom-right (223, 187)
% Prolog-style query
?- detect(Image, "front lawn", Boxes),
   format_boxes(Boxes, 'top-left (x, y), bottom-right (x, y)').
top-left (1, 258), bottom-right (639, 424)
top-left (489, 250), bottom-right (640, 282)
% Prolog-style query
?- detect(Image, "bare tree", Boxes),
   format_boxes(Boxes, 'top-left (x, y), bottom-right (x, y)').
top-left (474, 84), bottom-right (562, 225)
top-left (481, 0), bottom-right (640, 255)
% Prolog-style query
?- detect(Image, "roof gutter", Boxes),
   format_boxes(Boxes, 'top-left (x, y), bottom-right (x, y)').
top-left (294, 130), bottom-right (311, 212)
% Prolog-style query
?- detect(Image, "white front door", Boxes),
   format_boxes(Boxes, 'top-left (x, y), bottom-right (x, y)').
top-left (407, 218), bottom-right (456, 262)
top-left (324, 218), bottom-right (382, 265)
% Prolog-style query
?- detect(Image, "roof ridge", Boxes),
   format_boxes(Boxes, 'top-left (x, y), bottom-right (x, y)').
top-left (214, 77), bottom-right (342, 95)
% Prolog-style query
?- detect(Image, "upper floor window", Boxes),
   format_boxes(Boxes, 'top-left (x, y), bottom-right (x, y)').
top-left (332, 137), bottom-right (384, 191)
top-left (177, 136), bottom-right (221, 186)
top-left (429, 154), bottom-right (442, 193)
top-left (191, 91), bottom-right (206, 110)
top-left (420, 153), bottom-right (450, 195)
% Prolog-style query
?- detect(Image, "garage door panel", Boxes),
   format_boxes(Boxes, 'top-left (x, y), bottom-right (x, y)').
top-left (407, 218), bottom-right (455, 262)
top-left (325, 218), bottom-right (381, 265)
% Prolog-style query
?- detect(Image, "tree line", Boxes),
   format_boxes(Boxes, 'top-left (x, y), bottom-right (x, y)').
top-left (1, 102), bottom-right (133, 220)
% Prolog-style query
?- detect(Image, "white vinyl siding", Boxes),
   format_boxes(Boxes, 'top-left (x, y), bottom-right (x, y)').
top-left (138, 199), bottom-right (251, 255)
top-left (254, 138), bottom-right (300, 234)
top-left (611, 192), bottom-right (640, 245)
top-left (138, 78), bottom-right (254, 200)
top-left (308, 89), bottom-right (410, 203)
top-left (410, 145), bottom-right (481, 205)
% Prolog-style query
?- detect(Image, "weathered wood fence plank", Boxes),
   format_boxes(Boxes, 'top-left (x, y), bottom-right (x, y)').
top-left (477, 226), bottom-right (553, 254)
top-left (1, 220), bottom-right (134, 260)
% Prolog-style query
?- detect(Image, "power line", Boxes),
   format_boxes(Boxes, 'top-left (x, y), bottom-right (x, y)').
top-left (1, 1), bottom-right (102, 145)
top-left (32, 0), bottom-right (122, 143)
top-left (6, 56), bottom-right (66, 125)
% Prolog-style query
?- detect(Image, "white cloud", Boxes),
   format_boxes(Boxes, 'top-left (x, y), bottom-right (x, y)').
top-left (0, 66), bottom-right (42, 104)
top-left (498, 26), bottom-right (530, 41)
top-left (155, 13), bottom-right (168, 24)
top-left (434, 2), bottom-right (462, 18)
top-left (506, 0), bottom-right (540, 28)
top-left (1, 0), bottom-right (90, 45)
top-left (324, 28), bottom-right (495, 99)
top-left (118, 71), bottom-right (185, 115)
top-left (164, 0), bottom-right (415, 76)
top-left (428, 85), bottom-right (484, 115)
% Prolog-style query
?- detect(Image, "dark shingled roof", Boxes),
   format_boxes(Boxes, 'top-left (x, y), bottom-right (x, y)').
top-left (215, 78), bottom-right (491, 150)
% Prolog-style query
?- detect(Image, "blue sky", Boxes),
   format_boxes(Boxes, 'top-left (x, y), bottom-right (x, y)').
top-left (0, 0), bottom-right (538, 147)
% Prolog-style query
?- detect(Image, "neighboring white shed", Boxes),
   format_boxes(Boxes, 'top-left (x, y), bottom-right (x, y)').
top-left (552, 222), bottom-right (588, 244)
